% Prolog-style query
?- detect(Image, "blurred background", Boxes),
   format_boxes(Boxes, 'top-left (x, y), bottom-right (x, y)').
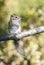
top-left (0, 0), bottom-right (44, 65)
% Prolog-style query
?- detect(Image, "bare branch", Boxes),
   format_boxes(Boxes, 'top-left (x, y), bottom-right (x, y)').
top-left (0, 26), bottom-right (44, 41)
top-left (16, 26), bottom-right (44, 39)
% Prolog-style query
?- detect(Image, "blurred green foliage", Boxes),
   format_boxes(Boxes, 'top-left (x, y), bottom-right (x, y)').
top-left (0, 0), bottom-right (44, 65)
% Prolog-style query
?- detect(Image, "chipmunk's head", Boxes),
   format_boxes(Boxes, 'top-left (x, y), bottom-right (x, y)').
top-left (10, 14), bottom-right (21, 25)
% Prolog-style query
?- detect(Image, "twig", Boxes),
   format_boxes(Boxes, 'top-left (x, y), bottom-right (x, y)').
top-left (0, 26), bottom-right (44, 41)
top-left (16, 26), bottom-right (44, 39)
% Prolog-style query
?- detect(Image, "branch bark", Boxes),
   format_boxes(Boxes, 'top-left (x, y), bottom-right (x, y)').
top-left (0, 26), bottom-right (44, 41)
top-left (16, 26), bottom-right (44, 39)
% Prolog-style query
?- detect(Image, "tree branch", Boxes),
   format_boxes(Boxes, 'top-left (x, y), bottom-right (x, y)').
top-left (0, 26), bottom-right (44, 41)
top-left (16, 26), bottom-right (44, 39)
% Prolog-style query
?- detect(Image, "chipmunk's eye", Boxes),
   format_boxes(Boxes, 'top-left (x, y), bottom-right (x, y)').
top-left (15, 17), bottom-right (17, 18)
